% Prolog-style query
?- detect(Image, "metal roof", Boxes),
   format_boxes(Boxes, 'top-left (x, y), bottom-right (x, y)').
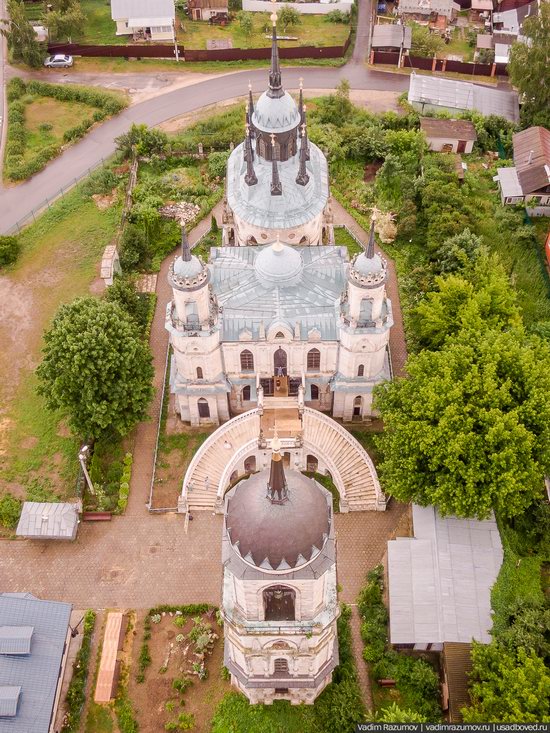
top-left (0, 687), bottom-right (21, 717)
top-left (387, 505), bottom-right (503, 645)
top-left (0, 627), bottom-right (34, 656)
top-left (16, 502), bottom-right (79, 540)
top-left (209, 244), bottom-right (348, 341)
top-left (371, 24), bottom-right (412, 49)
top-left (0, 594), bottom-right (72, 733)
top-left (110, 0), bottom-right (174, 21)
top-left (495, 166), bottom-right (523, 197)
top-left (408, 74), bottom-right (519, 123)
top-left (476, 33), bottom-right (494, 48)
top-left (420, 117), bottom-right (477, 140)
top-left (513, 126), bottom-right (550, 194)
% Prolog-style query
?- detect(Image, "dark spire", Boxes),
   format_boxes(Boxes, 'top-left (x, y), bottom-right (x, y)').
top-left (267, 434), bottom-right (288, 504)
top-left (181, 226), bottom-right (191, 261)
top-left (296, 127), bottom-right (310, 187)
top-left (298, 77), bottom-right (304, 124)
top-left (270, 133), bottom-right (282, 196)
top-left (244, 123), bottom-right (254, 162)
top-left (244, 127), bottom-right (258, 187)
top-left (248, 81), bottom-right (255, 119)
top-left (302, 105), bottom-right (310, 161)
top-left (267, 2), bottom-right (283, 99)
top-left (366, 215), bottom-right (376, 259)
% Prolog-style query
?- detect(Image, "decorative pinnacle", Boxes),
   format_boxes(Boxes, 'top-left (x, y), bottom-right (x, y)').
top-left (300, 120), bottom-right (310, 162)
top-left (244, 129), bottom-right (257, 186)
top-left (267, 0), bottom-right (283, 99)
top-left (181, 226), bottom-right (191, 262)
top-left (267, 429), bottom-right (288, 504)
top-left (296, 126), bottom-right (310, 187)
top-left (270, 135), bottom-right (282, 196)
top-left (366, 213), bottom-right (376, 259)
top-left (273, 233), bottom-right (284, 252)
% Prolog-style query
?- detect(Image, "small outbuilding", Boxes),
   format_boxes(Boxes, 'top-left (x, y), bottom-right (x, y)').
top-left (187, 0), bottom-right (229, 21)
top-left (494, 125), bottom-right (550, 213)
top-left (16, 502), bottom-right (79, 541)
top-left (110, 0), bottom-right (175, 41)
top-left (371, 24), bottom-right (412, 52)
top-left (420, 117), bottom-right (477, 153)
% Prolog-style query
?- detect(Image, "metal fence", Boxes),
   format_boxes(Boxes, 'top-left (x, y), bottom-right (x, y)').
top-left (7, 158), bottom-right (106, 234)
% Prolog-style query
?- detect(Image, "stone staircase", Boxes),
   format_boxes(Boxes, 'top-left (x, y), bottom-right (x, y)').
top-left (182, 408), bottom-right (385, 514)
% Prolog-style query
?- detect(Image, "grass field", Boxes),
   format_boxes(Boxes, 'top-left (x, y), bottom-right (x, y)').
top-left (23, 97), bottom-right (92, 162)
top-left (445, 27), bottom-right (474, 61)
top-left (0, 185), bottom-right (121, 504)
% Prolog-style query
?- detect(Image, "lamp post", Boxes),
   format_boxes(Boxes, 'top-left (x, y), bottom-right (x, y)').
top-left (78, 445), bottom-right (95, 496)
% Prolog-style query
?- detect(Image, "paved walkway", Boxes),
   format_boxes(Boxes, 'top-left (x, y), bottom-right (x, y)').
top-left (352, 0), bottom-right (375, 64)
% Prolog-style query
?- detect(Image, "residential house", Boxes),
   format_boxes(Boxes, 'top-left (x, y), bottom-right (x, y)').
top-left (491, 0), bottom-right (538, 62)
top-left (0, 593), bottom-right (73, 733)
top-left (16, 501), bottom-right (80, 541)
top-left (408, 74), bottom-right (520, 123)
top-left (475, 33), bottom-right (494, 61)
top-left (494, 126), bottom-right (550, 213)
top-left (420, 118), bottom-right (477, 153)
top-left (110, 0), bottom-right (175, 41)
top-left (469, 0), bottom-right (492, 22)
top-left (187, 0), bottom-right (229, 21)
top-left (396, 0), bottom-right (460, 21)
top-left (387, 504), bottom-right (503, 650)
top-left (371, 24), bottom-right (412, 51)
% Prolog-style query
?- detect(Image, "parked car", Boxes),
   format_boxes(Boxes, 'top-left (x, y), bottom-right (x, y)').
top-left (44, 54), bottom-right (74, 68)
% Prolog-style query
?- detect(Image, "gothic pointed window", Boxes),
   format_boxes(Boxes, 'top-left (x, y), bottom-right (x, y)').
top-left (274, 658), bottom-right (289, 675)
top-left (240, 350), bottom-right (254, 371)
top-left (197, 367), bottom-right (204, 379)
top-left (357, 364), bottom-right (364, 377)
top-left (307, 348), bottom-right (320, 371)
top-left (242, 385), bottom-right (251, 401)
top-left (310, 384), bottom-right (319, 400)
top-left (185, 301), bottom-right (199, 326)
top-left (275, 332), bottom-right (285, 339)
top-left (263, 586), bottom-right (296, 621)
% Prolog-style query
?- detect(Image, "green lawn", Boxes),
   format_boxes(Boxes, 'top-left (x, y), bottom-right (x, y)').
top-left (0, 185), bottom-right (121, 501)
top-left (80, 0), bottom-right (129, 45)
top-left (445, 28), bottom-right (474, 61)
top-left (24, 97), bottom-right (92, 161)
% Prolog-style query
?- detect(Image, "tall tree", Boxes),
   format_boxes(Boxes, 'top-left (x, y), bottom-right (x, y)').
top-left (37, 298), bottom-right (154, 440)
top-left (2, 0), bottom-right (44, 68)
top-left (374, 328), bottom-right (550, 519)
top-left (508, 2), bottom-right (550, 129)
top-left (462, 643), bottom-right (550, 723)
top-left (278, 5), bottom-right (301, 33)
top-left (42, 0), bottom-right (85, 42)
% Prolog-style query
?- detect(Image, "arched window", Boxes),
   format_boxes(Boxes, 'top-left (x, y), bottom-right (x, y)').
top-left (307, 348), bottom-right (320, 371)
top-left (198, 398), bottom-right (210, 418)
top-left (247, 236), bottom-right (257, 245)
top-left (306, 454), bottom-right (318, 472)
top-left (274, 658), bottom-right (289, 675)
top-left (244, 455), bottom-right (256, 473)
top-left (196, 367), bottom-right (203, 379)
top-left (240, 350), bottom-right (254, 371)
top-left (299, 235), bottom-right (308, 244)
top-left (353, 396), bottom-right (362, 417)
top-left (275, 331), bottom-right (285, 339)
top-left (263, 586), bottom-right (296, 621)
top-left (357, 364), bottom-right (364, 377)
top-left (310, 384), bottom-right (319, 400)
top-left (242, 385), bottom-right (251, 401)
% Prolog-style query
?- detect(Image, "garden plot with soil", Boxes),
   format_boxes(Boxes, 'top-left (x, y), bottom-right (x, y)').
top-left (129, 609), bottom-right (230, 732)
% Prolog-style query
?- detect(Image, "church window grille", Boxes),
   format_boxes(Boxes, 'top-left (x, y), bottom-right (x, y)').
top-left (274, 658), bottom-right (289, 675)
top-left (307, 348), bottom-right (320, 371)
top-left (240, 350), bottom-right (254, 371)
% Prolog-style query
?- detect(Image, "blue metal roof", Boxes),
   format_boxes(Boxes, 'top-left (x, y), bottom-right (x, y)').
top-left (0, 594), bottom-right (72, 733)
top-left (0, 627), bottom-right (33, 656)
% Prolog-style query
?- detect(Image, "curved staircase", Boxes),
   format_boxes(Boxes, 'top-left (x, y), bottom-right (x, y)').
top-left (181, 407), bottom-right (385, 513)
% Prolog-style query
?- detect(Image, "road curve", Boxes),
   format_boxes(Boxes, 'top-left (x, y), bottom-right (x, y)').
top-left (0, 64), bottom-right (408, 233)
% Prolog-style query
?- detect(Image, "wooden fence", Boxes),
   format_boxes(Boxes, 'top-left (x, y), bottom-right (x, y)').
top-left (371, 50), bottom-right (508, 77)
top-left (48, 33), bottom-right (351, 62)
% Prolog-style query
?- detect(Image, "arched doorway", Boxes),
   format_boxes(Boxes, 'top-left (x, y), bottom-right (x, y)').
top-left (283, 452), bottom-right (291, 468)
top-left (306, 454), bottom-right (318, 472)
top-left (274, 348), bottom-right (287, 376)
top-left (244, 455), bottom-right (256, 473)
top-left (198, 398), bottom-right (210, 418)
top-left (353, 396), bottom-right (362, 419)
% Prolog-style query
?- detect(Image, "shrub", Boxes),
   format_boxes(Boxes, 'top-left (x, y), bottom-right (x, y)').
top-left (0, 235), bottom-right (21, 268)
top-left (61, 611), bottom-right (96, 732)
top-left (0, 493), bottom-right (22, 528)
top-left (207, 151), bottom-right (230, 180)
top-left (137, 641), bottom-right (152, 682)
top-left (172, 677), bottom-right (193, 694)
top-left (81, 167), bottom-right (119, 197)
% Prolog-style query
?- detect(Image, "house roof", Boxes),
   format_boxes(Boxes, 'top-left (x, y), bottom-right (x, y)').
top-left (476, 33), bottom-right (494, 48)
top-left (0, 594), bottom-right (72, 733)
top-left (16, 502), bottom-right (79, 540)
top-left (0, 687), bottom-right (21, 718)
top-left (189, 0), bottom-right (228, 8)
top-left (471, 0), bottom-right (492, 10)
top-left (398, 0), bottom-right (460, 14)
top-left (371, 24), bottom-right (412, 49)
top-left (111, 0), bottom-right (175, 21)
top-left (493, 0), bottom-right (537, 32)
top-left (420, 117), bottom-right (477, 141)
top-left (387, 505), bottom-right (503, 645)
top-left (0, 626), bottom-right (34, 655)
top-left (495, 166), bottom-right (523, 197)
top-left (408, 74), bottom-right (520, 123)
top-left (443, 642), bottom-right (473, 722)
top-left (513, 126), bottom-right (550, 194)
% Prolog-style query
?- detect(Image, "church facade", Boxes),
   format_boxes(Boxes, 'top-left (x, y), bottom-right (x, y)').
top-left (165, 10), bottom-right (393, 427)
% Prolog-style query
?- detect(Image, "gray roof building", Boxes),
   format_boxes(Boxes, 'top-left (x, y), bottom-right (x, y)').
top-left (371, 24), bottom-right (412, 50)
top-left (111, 0), bottom-right (175, 21)
top-left (16, 501), bottom-right (79, 541)
top-left (408, 74), bottom-right (520, 123)
top-left (387, 505), bottom-right (503, 647)
top-left (0, 593), bottom-right (72, 732)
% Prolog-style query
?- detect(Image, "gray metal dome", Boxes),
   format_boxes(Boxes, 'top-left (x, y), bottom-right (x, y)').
top-left (255, 240), bottom-right (303, 288)
top-left (225, 469), bottom-right (331, 571)
top-left (252, 91), bottom-right (301, 134)
top-left (173, 254), bottom-right (204, 278)
top-left (353, 251), bottom-right (384, 276)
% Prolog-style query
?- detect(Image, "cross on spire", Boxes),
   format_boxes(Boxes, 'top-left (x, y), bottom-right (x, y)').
top-left (267, 0), bottom-right (283, 99)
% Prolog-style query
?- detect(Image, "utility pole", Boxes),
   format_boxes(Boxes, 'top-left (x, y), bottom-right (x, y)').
top-left (78, 445), bottom-right (95, 496)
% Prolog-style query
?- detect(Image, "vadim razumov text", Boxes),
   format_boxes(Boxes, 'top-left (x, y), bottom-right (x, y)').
top-left (356, 724), bottom-right (550, 733)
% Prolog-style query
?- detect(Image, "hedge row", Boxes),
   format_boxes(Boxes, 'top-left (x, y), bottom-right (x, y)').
top-left (117, 451), bottom-right (133, 513)
top-left (61, 610), bottom-right (96, 732)
top-left (4, 77), bottom-right (127, 181)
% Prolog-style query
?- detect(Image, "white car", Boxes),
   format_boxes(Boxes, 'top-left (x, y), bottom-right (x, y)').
top-left (43, 54), bottom-right (74, 68)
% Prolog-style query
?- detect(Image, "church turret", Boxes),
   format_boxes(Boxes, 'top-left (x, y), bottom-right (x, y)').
top-left (267, 4), bottom-right (283, 99)
top-left (244, 127), bottom-right (258, 186)
top-left (296, 126), bottom-right (310, 187)
top-left (270, 134), bottom-right (283, 196)
top-left (168, 225), bottom-right (211, 325)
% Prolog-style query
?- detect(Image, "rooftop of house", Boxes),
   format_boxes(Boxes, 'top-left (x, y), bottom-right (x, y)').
top-left (513, 126), bottom-right (550, 194)
top-left (0, 594), bottom-right (72, 733)
top-left (476, 33), bottom-right (494, 48)
top-left (387, 505), bottom-right (503, 645)
top-left (110, 0), bottom-right (175, 21)
top-left (16, 501), bottom-right (79, 540)
top-left (371, 24), bottom-right (412, 48)
top-left (420, 117), bottom-right (478, 141)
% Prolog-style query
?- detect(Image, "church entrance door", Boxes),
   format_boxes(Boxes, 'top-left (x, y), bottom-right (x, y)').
top-left (274, 348), bottom-right (287, 377)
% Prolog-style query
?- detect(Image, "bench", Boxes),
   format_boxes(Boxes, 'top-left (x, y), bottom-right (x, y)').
top-left (377, 679), bottom-right (396, 687)
top-left (82, 512), bottom-right (112, 522)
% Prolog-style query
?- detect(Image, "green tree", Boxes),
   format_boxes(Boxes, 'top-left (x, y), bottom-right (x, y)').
top-left (278, 5), bottom-right (301, 32)
top-left (462, 643), bottom-right (550, 723)
top-left (237, 10), bottom-right (253, 37)
top-left (374, 328), bottom-right (550, 519)
top-left (0, 234), bottom-right (21, 267)
top-left (104, 277), bottom-right (150, 333)
top-left (436, 228), bottom-right (481, 274)
top-left (410, 24), bottom-right (444, 56)
top-left (413, 252), bottom-right (521, 350)
top-left (0, 493), bottom-right (22, 529)
top-left (508, 2), bottom-right (550, 129)
top-left (115, 123), bottom-right (169, 159)
top-left (42, 0), bottom-right (85, 42)
top-left (2, 0), bottom-right (44, 68)
top-left (373, 703), bottom-right (427, 723)
top-left (497, 600), bottom-right (550, 662)
top-left (37, 298), bottom-right (154, 440)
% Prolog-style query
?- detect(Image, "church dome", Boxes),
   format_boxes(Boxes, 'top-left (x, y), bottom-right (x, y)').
top-left (255, 241), bottom-right (303, 288)
top-left (225, 469), bottom-right (331, 571)
top-left (353, 251), bottom-right (384, 277)
top-left (252, 91), bottom-right (301, 134)
top-left (173, 254), bottom-right (204, 278)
